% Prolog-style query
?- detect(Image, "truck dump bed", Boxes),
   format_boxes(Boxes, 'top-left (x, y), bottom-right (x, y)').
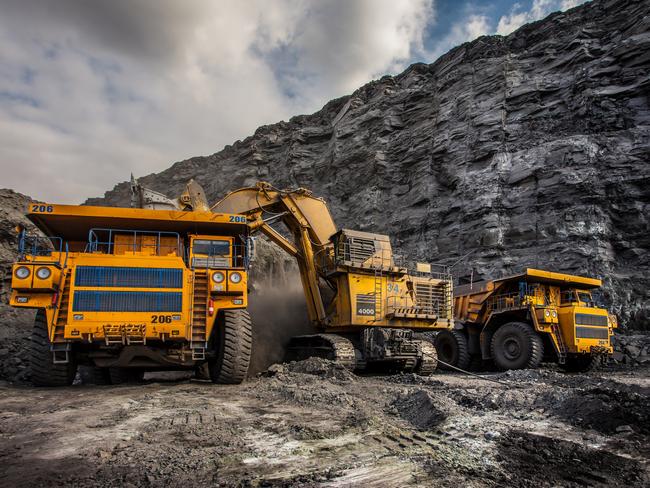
top-left (454, 268), bottom-right (602, 323)
top-left (27, 204), bottom-right (247, 242)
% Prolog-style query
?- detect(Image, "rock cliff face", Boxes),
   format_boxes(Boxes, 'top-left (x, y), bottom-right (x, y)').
top-left (0, 190), bottom-right (37, 313)
top-left (0, 190), bottom-right (38, 382)
top-left (90, 0), bottom-right (649, 328)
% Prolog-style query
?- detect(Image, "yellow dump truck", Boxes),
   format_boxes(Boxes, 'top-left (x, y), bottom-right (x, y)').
top-left (10, 198), bottom-right (254, 385)
top-left (439, 269), bottom-right (617, 372)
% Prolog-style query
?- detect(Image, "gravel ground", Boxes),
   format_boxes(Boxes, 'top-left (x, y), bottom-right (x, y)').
top-left (0, 358), bottom-right (648, 487)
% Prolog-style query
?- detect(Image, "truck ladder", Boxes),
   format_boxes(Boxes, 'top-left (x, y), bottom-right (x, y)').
top-left (50, 270), bottom-right (72, 363)
top-left (190, 271), bottom-right (208, 360)
top-left (373, 268), bottom-right (383, 321)
top-left (444, 280), bottom-right (453, 318)
top-left (551, 322), bottom-right (567, 364)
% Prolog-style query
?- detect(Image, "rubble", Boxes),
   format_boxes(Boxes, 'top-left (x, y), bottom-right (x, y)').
top-left (265, 357), bottom-right (356, 382)
top-left (612, 333), bottom-right (650, 366)
top-left (0, 366), bottom-right (648, 486)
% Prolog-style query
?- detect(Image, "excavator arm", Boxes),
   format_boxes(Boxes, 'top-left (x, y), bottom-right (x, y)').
top-left (211, 182), bottom-right (338, 327)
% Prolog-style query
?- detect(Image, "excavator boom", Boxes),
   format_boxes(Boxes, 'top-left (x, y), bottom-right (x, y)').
top-left (212, 182), bottom-right (337, 326)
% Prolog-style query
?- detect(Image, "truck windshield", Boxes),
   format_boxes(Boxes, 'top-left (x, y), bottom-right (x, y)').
top-left (192, 239), bottom-right (230, 256)
top-left (560, 290), bottom-right (577, 304)
top-left (578, 292), bottom-right (594, 307)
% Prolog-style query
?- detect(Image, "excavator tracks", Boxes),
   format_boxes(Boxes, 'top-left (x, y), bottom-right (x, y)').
top-left (415, 340), bottom-right (438, 376)
top-left (286, 334), bottom-right (357, 371)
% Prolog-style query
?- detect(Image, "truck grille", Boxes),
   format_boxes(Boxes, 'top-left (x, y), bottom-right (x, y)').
top-left (72, 291), bottom-right (182, 312)
top-left (576, 326), bottom-right (608, 339)
top-left (414, 283), bottom-right (450, 316)
top-left (75, 267), bottom-right (182, 288)
top-left (575, 313), bottom-right (608, 327)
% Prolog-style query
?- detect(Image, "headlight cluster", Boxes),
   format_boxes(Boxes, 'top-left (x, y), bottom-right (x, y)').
top-left (14, 266), bottom-right (30, 279)
top-left (212, 271), bottom-right (243, 284)
top-left (36, 267), bottom-right (51, 279)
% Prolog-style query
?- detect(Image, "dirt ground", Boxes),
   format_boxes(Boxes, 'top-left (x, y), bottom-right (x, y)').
top-left (0, 360), bottom-right (648, 488)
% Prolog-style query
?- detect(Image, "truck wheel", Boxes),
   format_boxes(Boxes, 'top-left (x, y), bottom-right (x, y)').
top-left (30, 310), bottom-right (77, 387)
top-left (108, 368), bottom-right (145, 384)
top-left (559, 354), bottom-right (600, 373)
top-left (490, 322), bottom-right (543, 371)
top-left (78, 365), bottom-right (111, 385)
top-left (435, 329), bottom-right (470, 370)
top-left (209, 309), bottom-right (252, 384)
top-left (415, 340), bottom-right (438, 375)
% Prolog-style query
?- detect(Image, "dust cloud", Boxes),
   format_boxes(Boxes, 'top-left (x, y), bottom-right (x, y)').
top-left (247, 238), bottom-right (316, 374)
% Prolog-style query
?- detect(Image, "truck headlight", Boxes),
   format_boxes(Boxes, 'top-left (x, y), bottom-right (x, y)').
top-left (545, 309), bottom-right (550, 317)
top-left (552, 310), bottom-right (557, 318)
top-left (230, 272), bottom-right (242, 284)
top-left (212, 272), bottom-right (225, 283)
top-left (15, 266), bottom-right (30, 279)
top-left (36, 267), bottom-right (52, 280)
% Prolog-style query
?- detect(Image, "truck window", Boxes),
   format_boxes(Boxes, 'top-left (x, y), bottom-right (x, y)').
top-left (560, 290), bottom-right (577, 304)
top-left (578, 291), bottom-right (594, 307)
top-left (192, 239), bottom-right (230, 256)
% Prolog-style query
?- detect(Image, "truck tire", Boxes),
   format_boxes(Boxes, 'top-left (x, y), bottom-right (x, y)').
top-left (78, 365), bottom-right (111, 385)
top-left (435, 329), bottom-right (470, 370)
top-left (30, 310), bottom-right (77, 387)
top-left (108, 368), bottom-right (145, 384)
top-left (209, 309), bottom-right (252, 384)
top-left (559, 354), bottom-right (600, 373)
top-left (490, 322), bottom-right (543, 371)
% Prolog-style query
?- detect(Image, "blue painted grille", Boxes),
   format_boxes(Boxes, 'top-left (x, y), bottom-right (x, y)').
top-left (576, 326), bottom-right (608, 339)
top-left (73, 291), bottom-right (182, 312)
top-left (75, 267), bottom-right (183, 288)
top-left (575, 313), bottom-right (608, 327)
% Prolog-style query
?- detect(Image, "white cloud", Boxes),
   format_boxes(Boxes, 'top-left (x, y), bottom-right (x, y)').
top-left (0, 0), bottom-right (435, 202)
top-left (496, 0), bottom-right (589, 35)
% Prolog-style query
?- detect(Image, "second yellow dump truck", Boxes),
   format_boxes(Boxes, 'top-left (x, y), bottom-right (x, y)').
top-left (438, 269), bottom-right (617, 372)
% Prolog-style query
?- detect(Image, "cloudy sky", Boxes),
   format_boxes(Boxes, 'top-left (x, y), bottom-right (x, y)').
top-left (0, 0), bottom-right (587, 202)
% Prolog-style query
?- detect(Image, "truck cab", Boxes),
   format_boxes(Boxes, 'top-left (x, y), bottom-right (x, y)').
top-left (558, 287), bottom-right (614, 355)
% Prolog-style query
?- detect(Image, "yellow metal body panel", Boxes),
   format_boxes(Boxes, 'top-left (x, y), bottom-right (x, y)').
top-left (495, 268), bottom-right (602, 289)
top-left (453, 270), bottom-right (615, 358)
top-left (558, 305), bottom-right (613, 354)
top-left (26, 203), bottom-right (247, 242)
top-left (329, 271), bottom-right (452, 331)
top-left (11, 250), bottom-right (248, 344)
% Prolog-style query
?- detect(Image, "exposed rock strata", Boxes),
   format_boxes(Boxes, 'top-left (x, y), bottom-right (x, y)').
top-left (0, 189), bottom-right (38, 382)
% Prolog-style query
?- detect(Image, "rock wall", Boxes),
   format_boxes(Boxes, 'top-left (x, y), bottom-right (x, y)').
top-left (89, 0), bottom-right (648, 329)
top-left (0, 189), bottom-right (38, 382)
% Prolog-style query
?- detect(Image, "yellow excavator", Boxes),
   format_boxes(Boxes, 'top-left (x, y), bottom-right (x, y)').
top-left (135, 179), bottom-right (455, 374)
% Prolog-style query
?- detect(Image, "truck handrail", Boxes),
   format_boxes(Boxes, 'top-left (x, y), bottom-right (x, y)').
top-left (86, 228), bottom-right (182, 257)
top-left (17, 231), bottom-right (67, 267)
